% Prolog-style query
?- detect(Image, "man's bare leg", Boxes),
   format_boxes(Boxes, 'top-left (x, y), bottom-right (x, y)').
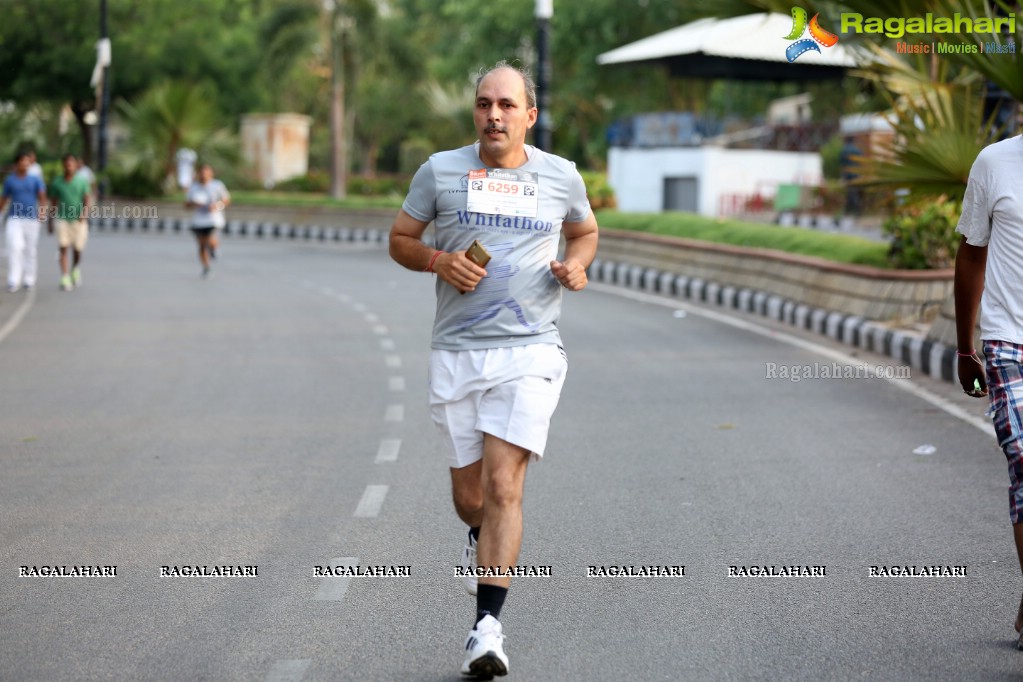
top-left (476, 434), bottom-right (531, 590)
top-left (451, 459), bottom-right (483, 528)
top-left (456, 435), bottom-right (529, 676)
top-left (197, 234), bottom-right (211, 272)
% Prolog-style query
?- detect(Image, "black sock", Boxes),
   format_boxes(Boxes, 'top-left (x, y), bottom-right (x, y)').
top-left (469, 526), bottom-right (480, 543)
top-left (475, 584), bottom-right (508, 625)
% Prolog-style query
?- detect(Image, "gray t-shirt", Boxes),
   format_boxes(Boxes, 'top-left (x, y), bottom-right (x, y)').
top-left (403, 143), bottom-right (591, 350)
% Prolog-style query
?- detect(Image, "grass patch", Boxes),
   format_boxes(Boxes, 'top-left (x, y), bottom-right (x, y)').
top-left (231, 190), bottom-right (403, 211)
top-left (596, 210), bottom-right (891, 268)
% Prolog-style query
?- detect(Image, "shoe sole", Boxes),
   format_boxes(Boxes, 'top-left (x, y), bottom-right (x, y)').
top-left (467, 652), bottom-right (507, 678)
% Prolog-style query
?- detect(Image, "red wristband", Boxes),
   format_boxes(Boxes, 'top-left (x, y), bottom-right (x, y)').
top-left (425, 250), bottom-right (445, 273)
top-left (956, 349), bottom-right (976, 357)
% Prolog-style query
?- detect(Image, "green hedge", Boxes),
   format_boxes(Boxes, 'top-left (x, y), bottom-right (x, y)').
top-left (348, 175), bottom-right (409, 197)
top-left (579, 170), bottom-right (615, 209)
top-left (272, 172), bottom-right (410, 197)
top-left (596, 210), bottom-right (890, 268)
top-left (108, 167), bottom-right (163, 198)
top-left (883, 198), bottom-right (960, 270)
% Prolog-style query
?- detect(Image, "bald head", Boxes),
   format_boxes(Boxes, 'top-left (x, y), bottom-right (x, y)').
top-left (475, 61), bottom-right (537, 110)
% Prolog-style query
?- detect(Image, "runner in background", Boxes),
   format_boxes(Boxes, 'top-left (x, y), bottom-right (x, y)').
top-left (48, 154), bottom-right (92, 290)
top-left (185, 163), bottom-right (230, 278)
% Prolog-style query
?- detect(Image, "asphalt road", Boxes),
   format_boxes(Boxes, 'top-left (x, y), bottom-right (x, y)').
top-left (0, 230), bottom-right (1018, 681)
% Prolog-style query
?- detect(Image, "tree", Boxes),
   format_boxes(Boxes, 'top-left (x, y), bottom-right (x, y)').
top-left (388, 0), bottom-right (705, 167)
top-left (116, 81), bottom-right (237, 193)
top-left (258, 0), bottom-right (381, 194)
top-left (0, 0), bottom-right (266, 165)
top-left (0, 1), bottom-right (100, 163)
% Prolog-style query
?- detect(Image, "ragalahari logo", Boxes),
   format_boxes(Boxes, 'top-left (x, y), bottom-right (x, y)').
top-left (784, 7), bottom-right (839, 62)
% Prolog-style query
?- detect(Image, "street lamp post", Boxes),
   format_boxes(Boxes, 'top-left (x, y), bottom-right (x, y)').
top-left (534, 0), bottom-right (553, 151)
top-left (98, 0), bottom-right (110, 201)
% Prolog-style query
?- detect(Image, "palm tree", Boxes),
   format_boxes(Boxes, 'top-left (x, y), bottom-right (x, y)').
top-left (851, 47), bottom-right (1000, 201)
top-left (116, 80), bottom-right (237, 192)
top-left (259, 0), bottom-right (400, 190)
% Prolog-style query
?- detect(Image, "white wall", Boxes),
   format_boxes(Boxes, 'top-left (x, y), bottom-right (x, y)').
top-left (608, 146), bottom-right (823, 216)
top-left (240, 113), bottom-right (313, 188)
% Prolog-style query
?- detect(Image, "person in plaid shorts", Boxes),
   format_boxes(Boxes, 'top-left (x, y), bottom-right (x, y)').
top-left (954, 132), bottom-right (1023, 649)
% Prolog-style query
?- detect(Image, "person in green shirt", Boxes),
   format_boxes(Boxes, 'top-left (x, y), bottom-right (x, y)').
top-left (48, 154), bottom-right (91, 291)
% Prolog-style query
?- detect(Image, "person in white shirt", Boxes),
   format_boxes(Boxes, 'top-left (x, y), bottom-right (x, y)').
top-left (74, 161), bottom-right (97, 203)
top-left (26, 150), bottom-right (43, 179)
top-left (184, 163), bottom-right (230, 278)
top-left (955, 133), bottom-right (1023, 649)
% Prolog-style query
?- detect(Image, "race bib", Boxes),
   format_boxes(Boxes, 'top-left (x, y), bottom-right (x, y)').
top-left (467, 168), bottom-right (538, 218)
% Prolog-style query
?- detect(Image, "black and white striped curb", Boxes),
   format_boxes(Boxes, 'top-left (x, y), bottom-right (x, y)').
top-left (92, 215), bottom-right (389, 245)
top-left (92, 216), bottom-right (956, 384)
top-left (587, 257), bottom-right (957, 384)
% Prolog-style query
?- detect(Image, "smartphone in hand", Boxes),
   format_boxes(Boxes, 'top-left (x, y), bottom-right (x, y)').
top-left (465, 239), bottom-right (491, 268)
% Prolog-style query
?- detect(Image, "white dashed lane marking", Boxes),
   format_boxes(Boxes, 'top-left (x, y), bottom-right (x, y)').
top-left (313, 557), bottom-right (359, 600)
top-left (376, 438), bottom-right (401, 463)
top-left (265, 659), bottom-right (311, 682)
top-left (353, 486), bottom-right (389, 518)
top-left (372, 325), bottom-right (388, 335)
top-left (385, 355), bottom-right (402, 369)
top-left (389, 376), bottom-right (405, 391)
top-left (385, 404), bottom-right (404, 422)
top-left (0, 287), bottom-right (36, 345)
top-left (380, 339), bottom-right (396, 351)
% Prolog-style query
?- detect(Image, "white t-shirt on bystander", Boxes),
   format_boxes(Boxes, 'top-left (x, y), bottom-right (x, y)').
top-left (956, 134), bottom-right (1023, 344)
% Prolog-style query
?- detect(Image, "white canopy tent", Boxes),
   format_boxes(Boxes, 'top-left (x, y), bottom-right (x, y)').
top-left (597, 13), bottom-right (862, 80)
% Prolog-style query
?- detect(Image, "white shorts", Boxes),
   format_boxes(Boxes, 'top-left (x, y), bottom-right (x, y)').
top-left (429, 344), bottom-right (568, 468)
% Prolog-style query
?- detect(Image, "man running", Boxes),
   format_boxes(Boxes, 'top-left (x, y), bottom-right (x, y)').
top-left (185, 163), bottom-right (230, 278)
top-left (389, 61), bottom-right (598, 678)
top-left (48, 154), bottom-right (92, 290)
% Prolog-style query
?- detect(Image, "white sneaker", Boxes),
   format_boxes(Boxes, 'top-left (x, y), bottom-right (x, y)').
top-left (460, 531), bottom-right (478, 596)
top-left (461, 615), bottom-right (508, 678)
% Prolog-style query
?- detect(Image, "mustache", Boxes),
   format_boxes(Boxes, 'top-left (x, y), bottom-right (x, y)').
top-left (483, 125), bottom-right (507, 134)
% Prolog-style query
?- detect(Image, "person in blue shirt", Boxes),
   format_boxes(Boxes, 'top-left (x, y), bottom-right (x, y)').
top-left (0, 152), bottom-right (47, 292)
